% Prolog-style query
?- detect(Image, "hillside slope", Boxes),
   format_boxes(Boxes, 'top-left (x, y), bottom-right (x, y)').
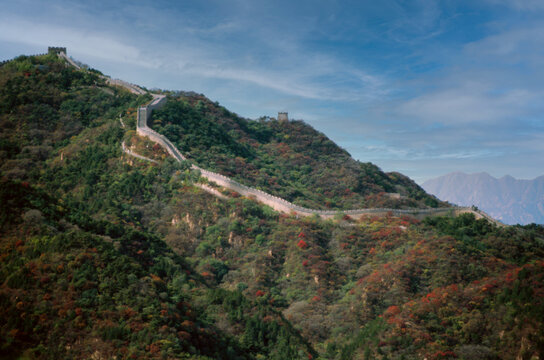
top-left (149, 94), bottom-right (444, 210)
top-left (0, 54), bottom-right (315, 360)
top-left (423, 172), bottom-right (544, 225)
top-left (1, 53), bottom-right (544, 360)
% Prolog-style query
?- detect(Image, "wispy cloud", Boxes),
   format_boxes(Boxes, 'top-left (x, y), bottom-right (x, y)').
top-left (485, 0), bottom-right (544, 11)
top-left (397, 86), bottom-right (538, 124)
top-left (0, 17), bottom-right (148, 67)
top-left (1, 0), bottom-right (542, 182)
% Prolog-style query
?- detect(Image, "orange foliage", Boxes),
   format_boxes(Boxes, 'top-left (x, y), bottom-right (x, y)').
top-left (385, 305), bottom-right (401, 317)
top-left (150, 274), bottom-right (162, 282)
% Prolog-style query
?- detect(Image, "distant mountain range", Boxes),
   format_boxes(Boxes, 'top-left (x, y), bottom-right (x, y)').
top-left (422, 172), bottom-right (544, 225)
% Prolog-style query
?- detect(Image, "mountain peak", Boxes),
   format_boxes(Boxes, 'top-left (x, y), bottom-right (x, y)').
top-left (423, 172), bottom-right (544, 224)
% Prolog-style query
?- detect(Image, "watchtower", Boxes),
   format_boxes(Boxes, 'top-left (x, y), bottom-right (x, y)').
top-left (278, 112), bottom-right (288, 122)
top-left (48, 47), bottom-right (67, 55)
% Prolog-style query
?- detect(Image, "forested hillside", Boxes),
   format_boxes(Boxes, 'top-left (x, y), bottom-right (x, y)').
top-left (1, 54), bottom-right (544, 360)
top-left (149, 95), bottom-right (443, 210)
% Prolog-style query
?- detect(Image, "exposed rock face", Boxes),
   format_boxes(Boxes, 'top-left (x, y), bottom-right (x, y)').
top-left (422, 172), bottom-right (544, 225)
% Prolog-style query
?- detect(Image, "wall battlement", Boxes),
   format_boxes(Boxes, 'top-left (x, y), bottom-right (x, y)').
top-left (43, 46), bottom-right (499, 223)
top-left (134, 97), bottom-right (502, 224)
top-left (48, 47), bottom-right (67, 55)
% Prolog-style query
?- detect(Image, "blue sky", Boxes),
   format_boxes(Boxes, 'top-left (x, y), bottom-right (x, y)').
top-left (1, 0), bottom-right (543, 183)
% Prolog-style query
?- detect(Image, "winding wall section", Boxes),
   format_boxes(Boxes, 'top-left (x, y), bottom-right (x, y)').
top-left (53, 51), bottom-right (501, 224)
top-left (134, 95), bottom-right (501, 224)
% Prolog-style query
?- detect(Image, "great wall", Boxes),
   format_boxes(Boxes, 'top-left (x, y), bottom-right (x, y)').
top-left (132, 94), bottom-right (501, 223)
top-left (40, 49), bottom-right (502, 225)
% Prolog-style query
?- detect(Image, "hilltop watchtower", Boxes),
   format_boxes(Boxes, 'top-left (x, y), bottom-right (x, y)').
top-left (48, 47), bottom-right (67, 55)
top-left (278, 112), bottom-right (288, 122)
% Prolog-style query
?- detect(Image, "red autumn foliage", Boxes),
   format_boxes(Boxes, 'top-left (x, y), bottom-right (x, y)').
top-left (255, 290), bottom-right (265, 297)
top-left (297, 239), bottom-right (308, 249)
top-left (123, 307), bottom-right (136, 318)
top-left (298, 232), bottom-right (306, 238)
top-left (302, 260), bottom-right (309, 267)
top-left (505, 272), bottom-right (515, 283)
top-left (149, 342), bottom-right (161, 354)
top-left (430, 350), bottom-right (457, 359)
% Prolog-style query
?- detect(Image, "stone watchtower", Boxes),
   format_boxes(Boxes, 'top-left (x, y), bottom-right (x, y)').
top-left (48, 47), bottom-right (67, 55)
top-left (278, 112), bottom-right (288, 122)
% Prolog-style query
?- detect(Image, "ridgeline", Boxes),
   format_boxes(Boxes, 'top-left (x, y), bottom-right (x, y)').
top-left (0, 50), bottom-right (542, 360)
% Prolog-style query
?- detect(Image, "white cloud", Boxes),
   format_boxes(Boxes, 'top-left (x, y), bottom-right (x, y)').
top-left (485, 0), bottom-right (544, 11)
top-left (0, 17), bottom-right (150, 68)
top-left (398, 86), bottom-right (537, 124)
top-left (464, 26), bottom-right (544, 61)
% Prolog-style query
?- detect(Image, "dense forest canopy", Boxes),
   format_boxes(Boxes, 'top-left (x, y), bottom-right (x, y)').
top-left (150, 96), bottom-right (444, 210)
top-left (1, 54), bottom-right (543, 360)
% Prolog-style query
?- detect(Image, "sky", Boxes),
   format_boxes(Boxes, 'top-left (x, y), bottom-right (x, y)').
top-left (1, 0), bottom-right (543, 183)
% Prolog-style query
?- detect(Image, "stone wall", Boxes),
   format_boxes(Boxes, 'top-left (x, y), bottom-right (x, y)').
top-left (136, 95), bottom-right (187, 161)
top-left (107, 79), bottom-right (146, 95)
top-left (131, 87), bottom-right (502, 223)
top-left (57, 51), bottom-right (81, 70)
top-left (48, 47), bottom-right (67, 55)
top-left (121, 141), bottom-right (158, 164)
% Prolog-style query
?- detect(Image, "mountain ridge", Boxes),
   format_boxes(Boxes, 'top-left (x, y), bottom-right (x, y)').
top-left (132, 91), bottom-right (501, 223)
top-left (2, 51), bottom-right (544, 360)
top-left (422, 172), bottom-right (544, 225)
